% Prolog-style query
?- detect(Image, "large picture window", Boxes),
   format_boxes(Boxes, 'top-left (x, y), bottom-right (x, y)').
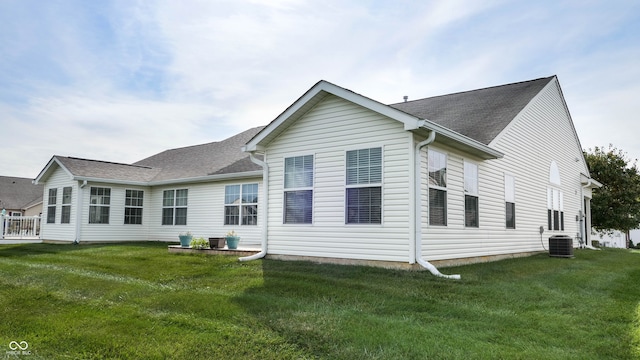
top-left (428, 149), bottom-right (447, 226)
top-left (61, 187), bottom-right (72, 224)
top-left (47, 188), bottom-right (57, 224)
top-left (283, 155), bottom-right (313, 224)
top-left (346, 147), bottom-right (382, 224)
top-left (89, 187), bottom-right (110, 224)
top-left (464, 161), bottom-right (479, 228)
top-left (162, 189), bottom-right (188, 225)
top-left (224, 183), bottom-right (258, 226)
top-left (125, 190), bottom-right (144, 225)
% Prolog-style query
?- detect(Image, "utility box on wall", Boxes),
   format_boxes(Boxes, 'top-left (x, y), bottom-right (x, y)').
top-left (549, 235), bottom-right (574, 258)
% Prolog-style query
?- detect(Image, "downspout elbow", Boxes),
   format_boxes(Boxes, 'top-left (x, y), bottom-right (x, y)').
top-left (415, 131), bottom-right (461, 279)
top-left (239, 152), bottom-right (268, 262)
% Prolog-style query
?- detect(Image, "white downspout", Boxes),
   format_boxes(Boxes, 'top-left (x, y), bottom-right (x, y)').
top-left (74, 180), bottom-right (87, 244)
top-left (239, 152), bottom-right (268, 261)
top-left (414, 131), bottom-right (461, 280)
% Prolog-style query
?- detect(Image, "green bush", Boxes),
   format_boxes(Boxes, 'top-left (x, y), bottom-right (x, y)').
top-left (190, 237), bottom-right (209, 249)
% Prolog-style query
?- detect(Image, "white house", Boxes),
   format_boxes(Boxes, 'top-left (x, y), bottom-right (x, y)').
top-left (34, 127), bottom-right (265, 245)
top-left (35, 76), bottom-right (600, 275)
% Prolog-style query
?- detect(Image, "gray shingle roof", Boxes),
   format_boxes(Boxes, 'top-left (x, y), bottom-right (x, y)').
top-left (55, 157), bottom-right (161, 183)
top-left (134, 126), bottom-right (265, 182)
top-left (0, 176), bottom-right (43, 210)
top-left (390, 76), bottom-right (555, 145)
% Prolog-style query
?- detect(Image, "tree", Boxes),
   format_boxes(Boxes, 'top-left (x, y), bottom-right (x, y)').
top-left (585, 145), bottom-right (640, 235)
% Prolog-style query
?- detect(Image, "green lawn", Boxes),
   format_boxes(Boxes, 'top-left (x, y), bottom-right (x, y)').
top-left (0, 243), bottom-right (638, 359)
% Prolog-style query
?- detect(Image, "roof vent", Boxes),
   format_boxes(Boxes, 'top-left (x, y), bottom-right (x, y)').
top-left (403, 96), bottom-right (408, 102)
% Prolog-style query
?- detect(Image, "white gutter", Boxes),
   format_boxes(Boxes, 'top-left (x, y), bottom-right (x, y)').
top-left (239, 152), bottom-right (268, 262)
top-left (74, 180), bottom-right (87, 244)
top-left (414, 131), bottom-right (461, 279)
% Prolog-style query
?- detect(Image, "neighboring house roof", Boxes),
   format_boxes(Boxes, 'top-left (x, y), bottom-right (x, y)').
top-left (0, 176), bottom-right (43, 210)
top-left (390, 76), bottom-right (555, 145)
top-left (35, 126), bottom-right (265, 186)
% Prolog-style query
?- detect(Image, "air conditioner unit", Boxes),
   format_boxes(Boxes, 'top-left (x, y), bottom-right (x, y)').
top-left (549, 235), bottom-right (574, 258)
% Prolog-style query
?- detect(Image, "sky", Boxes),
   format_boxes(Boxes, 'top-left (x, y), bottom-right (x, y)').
top-left (1, 0), bottom-right (639, 178)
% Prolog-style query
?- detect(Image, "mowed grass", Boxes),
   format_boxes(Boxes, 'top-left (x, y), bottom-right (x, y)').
top-left (0, 243), bottom-right (638, 359)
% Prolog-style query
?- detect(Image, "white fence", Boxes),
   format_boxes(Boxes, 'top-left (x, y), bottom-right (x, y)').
top-left (1, 215), bottom-right (41, 240)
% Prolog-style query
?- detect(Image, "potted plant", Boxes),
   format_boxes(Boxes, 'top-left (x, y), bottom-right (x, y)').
top-left (178, 231), bottom-right (193, 248)
top-left (208, 237), bottom-right (226, 249)
top-left (225, 230), bottom-right (240, 249)
top-left (190, 237), bottom-right (209, 249)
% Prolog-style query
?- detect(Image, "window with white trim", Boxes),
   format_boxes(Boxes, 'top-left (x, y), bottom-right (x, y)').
top-left (464, 161), bottom-right (479, 228)
top-left (547, 188), bottom-right (564, 231)
top-left (89, 187), bottom-right (110, 224)
top-left (428, 149), bottom-right (447, 226)
top-left (346, 147), bottom-right (382, 224)
top-left (61, 187), bottom-right (72, 224)
top-left (225, 183), bottom-right (258, 226)
top-left (47, 188), bottom-right (57, 224)
top-left (505, 174), bottom-right (516, 229)
top-left (162, 189), bottom-right (188, 225)
top-left (125, 190), bottom-right (144, 225)
top-left (283, 155), bottom-right (313, 224)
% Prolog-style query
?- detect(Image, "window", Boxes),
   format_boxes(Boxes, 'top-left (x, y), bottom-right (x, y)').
top-left (47, 188), bottom-right (57, 224)
top-left (505, 174), bottom-right (515, 229)
top-left (464, 161), bottom-right (479, 228)
top-left (89, 187), bottom-right (110, 224)
top-left (428, 150), bottom-right (447, 226)
top-left (547, 188), bottom-right (564, 231)
top-left (162, 189), bottom-right (188, 225)
top-left (224, 183), bottom-right (258, 226)
top-left (283, 155), bottom-right (313, 224)
top-left (125, 190), bottom-right (144, 225)
top-left (61, 187), bottom-right (72, 224)
top-left (346, 147), bottom-right (382, 224)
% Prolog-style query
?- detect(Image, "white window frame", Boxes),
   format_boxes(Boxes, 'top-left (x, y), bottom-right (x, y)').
top-left (464, 160), bottom-right (479, 228)
top-left (124, 189), bottom-right (144, 225)
top-left (224, 183), bottom-right (259, 226)
top-left (428, 149), bottom-right (447, 226)
top-left (504, 174), bottom-right (516, 229)
top-left (61, 187), bottom-right (72, 224)
top-left (345, 147), bottom-right (383, 225)
top-left (89, 187), bottom-right (111, 224)
top-left (162, 189), bottom-right (188, 226)
top-left (547, 188), bottom-right (564, 231)
top-left (283, 154), bottom-right (314, 225)
top-left (47, 188), bottom-right (57, 224)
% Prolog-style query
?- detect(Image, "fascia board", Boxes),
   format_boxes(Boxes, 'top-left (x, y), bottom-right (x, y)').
top-left (34, 157), bottom-right (74, 185)
top-left (72, 170), bottom-right (263, 188)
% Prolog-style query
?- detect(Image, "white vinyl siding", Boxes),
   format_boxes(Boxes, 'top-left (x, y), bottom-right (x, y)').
top-left (422, 79), bottom-right (588, 261)
top-left (40, 168), bottom-right (78, 241)
top-left (264, 94), bottom-right (412, 262)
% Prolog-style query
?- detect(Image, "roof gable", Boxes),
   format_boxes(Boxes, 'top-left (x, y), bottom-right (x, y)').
top-left (390, 76), bottom-right (555, 145)
top-left (243, 81), bottom-right (424, 152)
